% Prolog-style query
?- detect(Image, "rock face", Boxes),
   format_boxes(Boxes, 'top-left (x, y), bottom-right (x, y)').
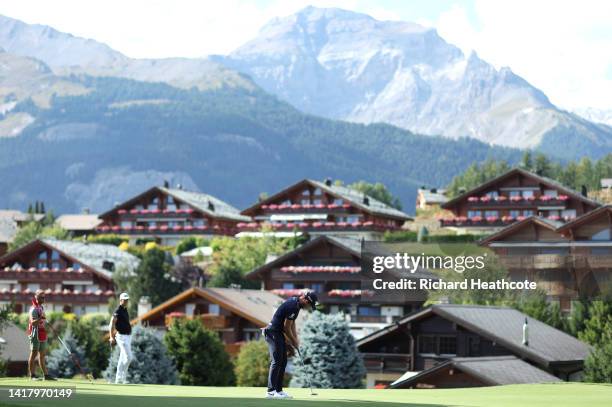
top-left (219, 6), bottom-right (612, 156)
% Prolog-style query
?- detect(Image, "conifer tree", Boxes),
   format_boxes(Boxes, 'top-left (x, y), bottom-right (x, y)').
top-left (290, 312), bottom-right (365, 388)
top-left (46, 328), bottom-right (88, 378)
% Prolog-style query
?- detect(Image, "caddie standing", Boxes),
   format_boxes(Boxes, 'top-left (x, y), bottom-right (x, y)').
top-left (109, 292), bottom-right (133, 384)
top-left (27, 289), bottom-right (55, 381)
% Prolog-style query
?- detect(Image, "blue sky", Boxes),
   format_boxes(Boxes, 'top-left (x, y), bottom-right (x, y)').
top-left (1, 0), bottom-right (611, 111)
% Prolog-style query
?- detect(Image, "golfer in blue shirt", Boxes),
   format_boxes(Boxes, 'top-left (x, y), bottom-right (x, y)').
top-left (263, 291), bottom-right (317, 399)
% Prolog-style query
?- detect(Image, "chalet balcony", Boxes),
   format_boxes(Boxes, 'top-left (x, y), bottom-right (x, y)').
top-left (271, 289), bottom-right (375, 304)
top-left (259, 203), bottom-right (353, 214)
top-left (96, 225), bottom-right (235, 235)
top-left (0, 289), bottom-right (114, 303)
top-left (0, 267), bottom-right (93, 281)
top-left (116, 208), bottom-right (196, 218)
top-left (362, 352), bottom-right (412, 373)
top-left (464, 195), bottom-right (569, 208)
top-left (440, 215), bottom-right (575, 228)
top-left (236, 221), bottom-right (401, 233)
top-left (279, 266), bottom-right (361, 274)
top-left (349, 315), bottom-right (400, 324)
top-left (164, 312), bottom-right (229, 330)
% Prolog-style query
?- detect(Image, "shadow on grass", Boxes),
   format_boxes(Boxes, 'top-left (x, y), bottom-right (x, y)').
top-left (0, 393), bottom-right (451, 407)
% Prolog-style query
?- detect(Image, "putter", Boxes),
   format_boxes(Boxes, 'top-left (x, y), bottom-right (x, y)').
top-left (48, 324), bottom-right (94, 383)
top-left (295, 347), bottom-right (317, 396)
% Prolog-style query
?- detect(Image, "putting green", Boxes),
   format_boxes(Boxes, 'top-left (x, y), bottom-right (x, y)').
top-left (0, 378), bottom-right (610, 407)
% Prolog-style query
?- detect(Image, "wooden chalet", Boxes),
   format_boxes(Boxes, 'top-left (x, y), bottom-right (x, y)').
top-left (96, 186), bottom-right (251, 246)
top-left (356, 304), bottom-right (590, 388)
top-left (239, 179), bottom-right (412, 240)
top-left (480, 205), bottom-right (612, 311)
top-left (0, 238), bottom-right (140, 314)
top-left (246, 235), bottom-right (432, 338)
top-left (133, 287), bottom-right (293, 356)
top-left (416, 188), bottom-right (447, 211)
top-left (440, 168), bottom-right (600, 233)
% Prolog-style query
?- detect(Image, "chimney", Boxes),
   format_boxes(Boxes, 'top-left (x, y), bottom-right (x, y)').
top-left (176, 183), bottom-right (183, 190)
top-left (522, 318), bottom-right (529, 346)
top-left (82, 207), bottom-right (90, 214)
top-left (363, 196), bottom-right (370, 206)
top-left (113, 201), bottom-right (120, 208)
top-left (138, 296), bottom-right (152, 318)
top-left (431, 188), bottom-right (437, 193)
top-left (163, 180), bottom-right (169, 188)
top-left (208, 201), bottom-right (215, 211)
top-left (324, 178), bottom-right (332, 187)
top-left (459, 188), bottom-right (466, 195)
top-left (581, 185), bottom-right (588, 197)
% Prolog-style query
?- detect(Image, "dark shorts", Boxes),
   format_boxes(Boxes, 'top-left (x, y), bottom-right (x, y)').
top-left (29, 337), bottom-right (48, 352)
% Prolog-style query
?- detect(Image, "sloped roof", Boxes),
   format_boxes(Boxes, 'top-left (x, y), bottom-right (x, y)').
top-left (478, 216), bottom-right (565, 246)
top-left (0, 217), bottom-right (17, 243)
top-left (443, 168), bottom-right (601, 209)
top-left (0, 210), bottom-right (44, 243)
top-left (358, 304), bottom-right (591, 366)
top-left (55, 214), bottom-right (102, 231)
top-left (390, 356), bottom-right (561, 388)
top-left (242, 179), bottom-right (411, 221)
top-left (246, 235), bottom-right (362, 279)
top-left (0, 322), bottom-right (29, 362)
top-left (556, 205), bottom-right (612, 233)
top-left (159, 187), bottom-right (250, 222)
top-left (134, 287), bottom-right (294, 328)
top-left (41, 238), bottom-right (140, 280)
top-left (310, 180), bottom-right (411, 220)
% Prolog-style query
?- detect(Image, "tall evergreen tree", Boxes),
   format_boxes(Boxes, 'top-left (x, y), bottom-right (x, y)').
top-left (290, 312), bottom-right (365, 389)
top-left (103, 325), bottom-right (179, 384)
top-left (130, 248), bottom-right (182, 307)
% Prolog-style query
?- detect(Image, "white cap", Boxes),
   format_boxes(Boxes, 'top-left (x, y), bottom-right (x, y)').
top-left (119, 292), bottom-right (130, 300)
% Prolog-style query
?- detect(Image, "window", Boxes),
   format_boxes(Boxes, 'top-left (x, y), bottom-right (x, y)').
top-left (102, 261), bottom-right (115, 272)
top-left (509, 190), bottom-right (521, 198)
top-left (358, 306), bottom-right (381, 316)
top-left (439, 336), bottom-right (457, 355)
top-left (208, 304), bottom-right (220, 315)
top-left (148, 197), bottom-right (159, 210)
top-left (486, 191), bottom-right (499, 199)
top-left (467, 210), bottom-right (482, 218)
top-left (523, 210), bottom-right (534, 216)
top-left (509, 210), bottom-right (521, 218)
top-left (540, 247), bottom-right (569, 255)
top-left (418, 335), bottom-right (436, 354)
top-left (333, 198), bottom-right (343, 205)
top-left (193, 219), bottom-right (207, 227)
top-left (27, 283), bottom-right (40, 292)
top-left (282, 283), bottom-right (295, 289)
top-left (51, 251), bottom-right (61, 270)
top-left (309, 283), bottom-right (323, 293)
top-left (120, 221), bottom-right (132, 228)
top-left (522, 190), bottom-right (534, 198)
top-left (73, 263), bottom-right (81, 271)
top-left (167, 196), bottom-right (177, 211)
top-left (484, 210), bottom-right (499, 218)
top-left (547, 210), bottom-right (560, 217)
top-left (544, 189), bottom-right (558, 197)
top-left (591, 228), bottom-right (611, 241)
top-left (591, 247), bottom-right (612, 255)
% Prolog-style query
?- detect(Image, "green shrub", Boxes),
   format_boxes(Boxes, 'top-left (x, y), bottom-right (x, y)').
top-left (235, 340), bottom-right (270, 387)
top-left (164, 318), bottom-right (235, 386)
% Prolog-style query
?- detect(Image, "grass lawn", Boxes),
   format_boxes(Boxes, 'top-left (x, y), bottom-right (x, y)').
top-left (0, 378), bottom-right (610, 407)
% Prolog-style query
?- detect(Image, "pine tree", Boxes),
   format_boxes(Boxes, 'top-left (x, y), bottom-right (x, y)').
top-left (164, 318), bottom-right (235, 386)
top-left (46, 328), bottom-right (88, 378)
top-left (290, 312), bottom-right (365, 388)
top-left (583, 330), bottom-right (612, 383)
top-left (103, 325), bottom-right (179, 384)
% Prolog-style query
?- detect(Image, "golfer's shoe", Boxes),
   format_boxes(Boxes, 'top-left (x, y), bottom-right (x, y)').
top-left (276, 391), bottom-right (293, 399)
top-left (29, 375), bottom-right (42, 381)
top-left (266, 391), bottom-right (277, 399)
top-left (44, 375), bottom-right (57, 381)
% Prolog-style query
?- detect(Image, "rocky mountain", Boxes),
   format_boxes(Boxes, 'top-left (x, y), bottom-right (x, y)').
top-left (0, 73), bottom-right (521, 214)
top-left (218, 6), bottom-right (612, 159)
top-left (0, 14), bottom-right (253, 91)
top-left (573, 107), bottom-right (612, 127)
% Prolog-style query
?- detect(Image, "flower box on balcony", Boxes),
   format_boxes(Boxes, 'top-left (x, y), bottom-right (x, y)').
top-left (526, 196), bottom-right (536, 202)
top-left (479, 197), bottom-right (491, 202)
top-left (118, 209), bottom-right (127, 214)
top-left (111, 226), bottom-right (120, 232)
top-left (327, 204), bottom-right (339, 209)
top-left (486, 216), bottom-right (499, 223)
top-left (363, 221), bottom-right (374, 227)
top-left (540, 195), bottom-right (552, 201)
top-left (558, 195), bottom-right (569, 201)
top-left (548, 215), bottom-right (561, 221)
top-left (291, 204), bottom-right (301, 209)
top-left (298, 222), bottom-right (309, 228)
top-left (135, 226), bottom-right (145, 231)
top-left (312, 222), bottom-right (323, 228)
top-left (286, 222), bottom-right (296, 228)
top-left (196, 226), bottom-right (208, 231)
top-left (501, 216), bottom-right (515, 223)
top-left (184, 225), bottom-right (194, 231)
top-left (159, 226), bottom-right (169, 231)
top-left (173, 226), bottom-right (183, 231)
top-left (517, 216), bottom-right (527, 221)
top-left (324, 222), bottom-right (335, 227)
top-left (470, 216), bottom-right (483, 222)
top-left (122, 226), bottom-right (133, 231)
top-left (149, 226), bottom-right (158, 231)
top-left (278, 204), bottom-right (289, 210)
top-left (510, 196), bottom-right (522, 202)
top-left (315, 204), bottom-right (325, 209)
top-left (495, 196), bottom-right (508, 202)
top-left (351, 221), bottom-right (363, 227)
top-left (129, 209), bottom-right (139, 214)
top-left (268, 204), bottom-right (278, 210)
top-left (342, 203), bottom-right (351, 209)
top-left (303, 204), bottom-right (314, 209)
top-left (141, 209), bottom-right (150, 214)
top-left (151, 209), bottom-right (161, 214)
top-left (467, 197), bottom-right (479, 202)
top-left (184, 208), bottom-right (194, 214)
